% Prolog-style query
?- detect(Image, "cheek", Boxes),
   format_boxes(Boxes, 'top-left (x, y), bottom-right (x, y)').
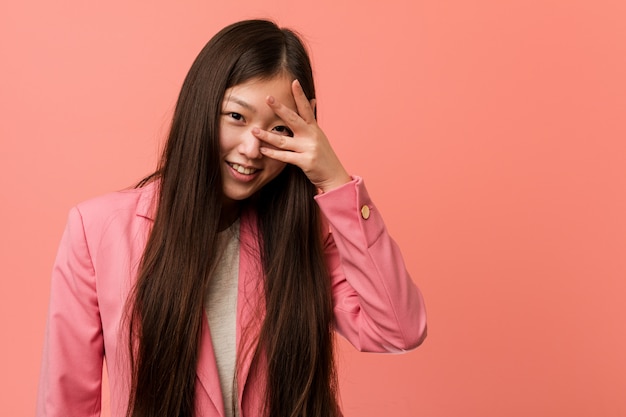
top-left (218, 126), bottom-right (236, 154)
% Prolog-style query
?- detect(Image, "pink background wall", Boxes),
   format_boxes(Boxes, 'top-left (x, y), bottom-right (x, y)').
top-left (1, 1), bottom-right (625, 416)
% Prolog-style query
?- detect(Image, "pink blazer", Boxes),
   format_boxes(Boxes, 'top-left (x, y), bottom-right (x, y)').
top-left (36, 176), bottom-right (427, 417)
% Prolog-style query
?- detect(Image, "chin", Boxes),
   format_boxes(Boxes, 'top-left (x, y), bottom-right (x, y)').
top-left (223, 188), bottom-right (256, 203)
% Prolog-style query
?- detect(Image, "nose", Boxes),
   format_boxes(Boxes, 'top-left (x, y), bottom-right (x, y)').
top-left (237, 128), bottom-right (262, 160)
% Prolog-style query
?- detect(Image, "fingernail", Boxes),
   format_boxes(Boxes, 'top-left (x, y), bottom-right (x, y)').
top-left (294, 79), bottom-right (301, 88)
top-left (267, 96), bottom-right (275, 104)
top-left (252, 127), bottom-right (260, 134)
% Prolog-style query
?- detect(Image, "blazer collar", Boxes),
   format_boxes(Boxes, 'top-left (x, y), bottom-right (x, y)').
top-left (135, 181), bottom-right (159, 221)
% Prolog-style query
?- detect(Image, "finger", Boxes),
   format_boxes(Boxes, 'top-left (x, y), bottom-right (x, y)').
top-left (252, 127), bottom-right (299, 152)
top-left (292, 79), bottom-right (316, 123)
top-left (259, 146), bottom-right (300, 165)
top-left (266, 95), bottom-right (306, 132)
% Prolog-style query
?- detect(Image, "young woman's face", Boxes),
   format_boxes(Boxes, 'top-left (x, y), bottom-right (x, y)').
top-left (219, 74), bottom-right (296, 207)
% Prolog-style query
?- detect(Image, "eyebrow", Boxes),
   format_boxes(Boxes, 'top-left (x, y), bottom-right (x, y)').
top-left (225, 95), bottom-right (256, 113)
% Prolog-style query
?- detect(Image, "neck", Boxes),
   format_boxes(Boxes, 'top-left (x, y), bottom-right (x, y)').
top-left (219, 198), bottom-right (241, 231)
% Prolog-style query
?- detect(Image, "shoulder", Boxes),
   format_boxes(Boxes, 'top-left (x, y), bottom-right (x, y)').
top-left (74, 181), bottom-right (157, 223)
top-left (65, 182), bottom-right (157, 245)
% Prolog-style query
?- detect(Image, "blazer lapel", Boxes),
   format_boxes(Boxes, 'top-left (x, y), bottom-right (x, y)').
top-left (196, 210), bottom-right (266, 417)
top-left (196, 315), bottom-right (225, 417)
top-left (236, 210), bottom-right (266, 412)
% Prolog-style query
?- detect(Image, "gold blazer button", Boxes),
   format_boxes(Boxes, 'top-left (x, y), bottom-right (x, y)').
top-left (360, 205), bottom-right (370, 220)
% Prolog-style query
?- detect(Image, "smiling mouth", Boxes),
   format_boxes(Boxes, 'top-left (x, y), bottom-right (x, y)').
top-left (228, 162), bottom-right (259, 175)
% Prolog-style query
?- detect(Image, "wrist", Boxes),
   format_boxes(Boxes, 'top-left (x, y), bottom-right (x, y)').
top-left (318, 172), bottom-right (352, 193)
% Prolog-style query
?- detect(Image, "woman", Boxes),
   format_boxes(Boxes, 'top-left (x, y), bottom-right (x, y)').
top-left (37, 19), bottom-right (427, 417)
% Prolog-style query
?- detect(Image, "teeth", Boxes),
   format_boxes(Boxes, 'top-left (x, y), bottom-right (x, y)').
top-left (231, 163), bottom-right (257, 175)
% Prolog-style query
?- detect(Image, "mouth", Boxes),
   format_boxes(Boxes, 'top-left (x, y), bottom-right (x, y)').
top-left (228, 162), bottom-right (260, 175)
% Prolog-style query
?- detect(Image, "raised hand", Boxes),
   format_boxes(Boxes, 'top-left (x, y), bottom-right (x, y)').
top-left (253, 79), bottom-right (351, 193)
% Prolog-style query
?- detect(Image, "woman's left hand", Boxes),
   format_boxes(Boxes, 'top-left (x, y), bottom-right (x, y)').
top-left (253, 79), bottom-right (351, 193)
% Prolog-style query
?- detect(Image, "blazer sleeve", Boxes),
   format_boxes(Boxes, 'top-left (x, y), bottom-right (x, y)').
top-left (315, 176), bottom-right (427, 353)
top-left (36, 207), bottom-right (104, 417)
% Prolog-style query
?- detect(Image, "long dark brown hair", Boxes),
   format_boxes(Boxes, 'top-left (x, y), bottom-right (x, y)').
top-left (126, 20), bottom-right (339, 417)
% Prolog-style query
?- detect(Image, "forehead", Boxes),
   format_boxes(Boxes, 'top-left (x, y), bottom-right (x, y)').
top-left (223, 75), bottom-right (296, 109)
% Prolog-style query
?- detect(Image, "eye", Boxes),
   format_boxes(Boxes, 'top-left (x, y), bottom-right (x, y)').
top-left (272, 125), bottom-right (294, 137)
top-left (228, 112), bottom-right (244, 121)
